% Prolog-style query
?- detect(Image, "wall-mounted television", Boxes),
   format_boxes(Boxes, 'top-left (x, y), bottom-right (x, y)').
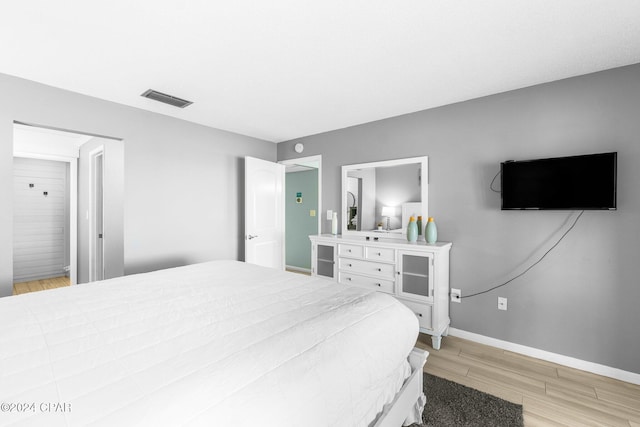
top-left (501, 152), bottom-right (617, 210)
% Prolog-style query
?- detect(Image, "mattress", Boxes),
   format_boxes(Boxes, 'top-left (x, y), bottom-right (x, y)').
top-left (0, 261), bottom-right (419, 426)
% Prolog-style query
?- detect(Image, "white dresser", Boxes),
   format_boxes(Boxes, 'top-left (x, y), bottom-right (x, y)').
top-left (309, 234), bottom-right (452, 350)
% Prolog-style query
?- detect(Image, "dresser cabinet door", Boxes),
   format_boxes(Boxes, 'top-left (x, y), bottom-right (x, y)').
top-left (312, 242), bottom-right (336, 279)
top-left (397, 250), bottom-right (434, 302)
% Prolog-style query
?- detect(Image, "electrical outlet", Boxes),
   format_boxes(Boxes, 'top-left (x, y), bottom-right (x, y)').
top-left (498, 297), bottom-right (508, 311)
top-left (451, 288), bottom-right (461, 303)
top-left (326, 210), bottom-right (333, 220)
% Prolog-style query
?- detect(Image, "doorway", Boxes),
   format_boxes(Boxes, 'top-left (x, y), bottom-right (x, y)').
top-left (279, 155), bottom-right (321, 274)
top-left (12, 124), bottom-right (88, 290)
top-left (12, 157), bottom-right (72, 293)
top-left (12, 122), bottom-right (124, 292)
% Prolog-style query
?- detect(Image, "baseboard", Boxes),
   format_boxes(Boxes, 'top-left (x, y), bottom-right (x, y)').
top-left (285, 265), bottom-right (312, 275)
top-left (448, 328), bottom-right (640, 385)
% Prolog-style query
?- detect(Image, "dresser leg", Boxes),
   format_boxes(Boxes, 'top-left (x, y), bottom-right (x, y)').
top-left (431, 335), bottom-right (442, 350)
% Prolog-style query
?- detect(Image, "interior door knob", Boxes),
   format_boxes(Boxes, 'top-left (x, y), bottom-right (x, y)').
top-left (247, 235), bottom-right (258, 240)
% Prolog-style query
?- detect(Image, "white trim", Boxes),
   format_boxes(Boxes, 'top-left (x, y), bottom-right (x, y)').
top-left (449, 327), bottom-right (640, 385)
top-left (14, 120), bottom-right (123, 141)
top-left (69, 160), bottom-right (77, 286)
top-left (13, 151), bottom-right (78, 162)
top-left (13, 153), bottom-right (78, 286)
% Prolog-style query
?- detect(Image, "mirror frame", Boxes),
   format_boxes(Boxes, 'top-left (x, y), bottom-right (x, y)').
top-left (341, 156), bottom-right (428, 239)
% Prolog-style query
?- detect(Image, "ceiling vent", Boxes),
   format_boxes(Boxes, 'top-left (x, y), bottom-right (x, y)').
top-left (141, 89), bottom-right (193, 108)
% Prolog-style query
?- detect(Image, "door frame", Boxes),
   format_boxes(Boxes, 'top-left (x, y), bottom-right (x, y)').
top-left (279, 155), bottom-right (322, 272)
top-left (12, 152), bottom-right (78, 286)
top-left (279, 155), bottom-right (322, 235)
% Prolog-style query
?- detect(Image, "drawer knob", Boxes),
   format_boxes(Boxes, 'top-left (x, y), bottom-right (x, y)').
top-left (348, 263), bottom-right (352, 267)
top-left (348, 249), bottom-right (352, 252)
top-left (416, 313), bottom-right (423, 317)
top-left (347, 277), bottom-right (352, 281)
top-left (376, 283), bottom-right (381, 287)
top-left (377, 268), bottom-right (382, 272)
top-left (377, 252), bottom-right (382, 256)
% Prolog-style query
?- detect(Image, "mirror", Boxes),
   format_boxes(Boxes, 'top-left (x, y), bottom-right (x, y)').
top-left (341, 156), bottom-right (428, 239)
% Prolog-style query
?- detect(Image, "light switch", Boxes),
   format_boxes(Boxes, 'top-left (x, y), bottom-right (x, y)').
top-left (310, 210), bottom-right (316, 217)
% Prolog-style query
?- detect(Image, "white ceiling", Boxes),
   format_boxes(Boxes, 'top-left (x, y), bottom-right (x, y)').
top-left (1, 1), bottom-right (640, 143)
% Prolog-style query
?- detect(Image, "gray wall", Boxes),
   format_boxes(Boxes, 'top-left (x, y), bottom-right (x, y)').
top-left (0, 72), bottom-right (275, 297)
top-left (78, 137), bottom-right (125, 283)
top-left (285, 169), bottom-right (318, 270)
top-left (278, 63), bottom-right (640, 374)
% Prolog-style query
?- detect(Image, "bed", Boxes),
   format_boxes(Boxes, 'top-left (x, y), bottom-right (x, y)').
top-left (0, 260), bottom-right (427, 426)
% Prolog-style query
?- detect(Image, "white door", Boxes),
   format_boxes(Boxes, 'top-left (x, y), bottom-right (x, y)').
top-left (90, 148), bottom-right (105, 281)
top-left (245, 156), bottom-right (285, 269)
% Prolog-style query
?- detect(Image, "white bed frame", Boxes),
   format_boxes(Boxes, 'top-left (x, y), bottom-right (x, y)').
top-left (374, 347), bottom-right (429, 427)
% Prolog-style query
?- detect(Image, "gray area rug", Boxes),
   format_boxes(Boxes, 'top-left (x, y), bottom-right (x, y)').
top-left (412, 373), bottom-right (524, 427)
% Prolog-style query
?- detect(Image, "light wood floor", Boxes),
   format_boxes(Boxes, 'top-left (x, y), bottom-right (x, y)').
top-left (12, 276), bottom-right (71, 295)
top-left (416, 333), bottom-right (640, 427)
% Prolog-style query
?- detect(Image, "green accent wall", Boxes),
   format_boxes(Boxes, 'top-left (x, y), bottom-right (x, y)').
top-left (285, 169), bottom-right (318, 270)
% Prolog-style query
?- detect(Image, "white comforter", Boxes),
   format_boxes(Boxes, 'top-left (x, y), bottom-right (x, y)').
top-left (0, 261), bottom-right (419, 427)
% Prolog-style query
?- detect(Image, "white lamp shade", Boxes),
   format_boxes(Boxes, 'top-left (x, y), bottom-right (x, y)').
top-left (381, 206), bottom-right (395, 217)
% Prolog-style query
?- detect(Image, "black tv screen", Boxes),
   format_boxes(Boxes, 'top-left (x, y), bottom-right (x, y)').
top-left (501, 152), bottom-right (617, 210)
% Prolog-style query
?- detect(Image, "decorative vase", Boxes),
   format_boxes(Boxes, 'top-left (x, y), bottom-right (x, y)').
top-left (331, 212), bottom-right (338, 235)
top-left (425, 217), bottom-right (437, 244)
top-left (407, 216), bottom-right (418, 242)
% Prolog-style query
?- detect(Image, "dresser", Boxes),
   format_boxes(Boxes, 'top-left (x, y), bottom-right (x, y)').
top-left (309, 234), bottom-right (452, 350)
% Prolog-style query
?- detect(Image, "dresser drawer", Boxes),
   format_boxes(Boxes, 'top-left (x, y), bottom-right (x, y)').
top-left (338, 244), bottom-right (364, 258)
top-left (339, 258), bottom-right (396, 279)
top-left (400, 299), bottom-right (433, 331)
top-left (365, 246), bottom-right (395, 263)
top-left (339, 272), bottom-right (394, 294)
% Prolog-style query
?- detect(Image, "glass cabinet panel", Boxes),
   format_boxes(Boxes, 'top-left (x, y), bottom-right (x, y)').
top-left (316, 244), bottom-right (335, 278)
top-left (399, 251), bottom-right (432, 301)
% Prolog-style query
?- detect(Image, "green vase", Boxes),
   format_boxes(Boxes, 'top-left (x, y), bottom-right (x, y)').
top-left (407, 216), bottom-right (418, 242)
top-left (425, 217), bottom-right (437, 244)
